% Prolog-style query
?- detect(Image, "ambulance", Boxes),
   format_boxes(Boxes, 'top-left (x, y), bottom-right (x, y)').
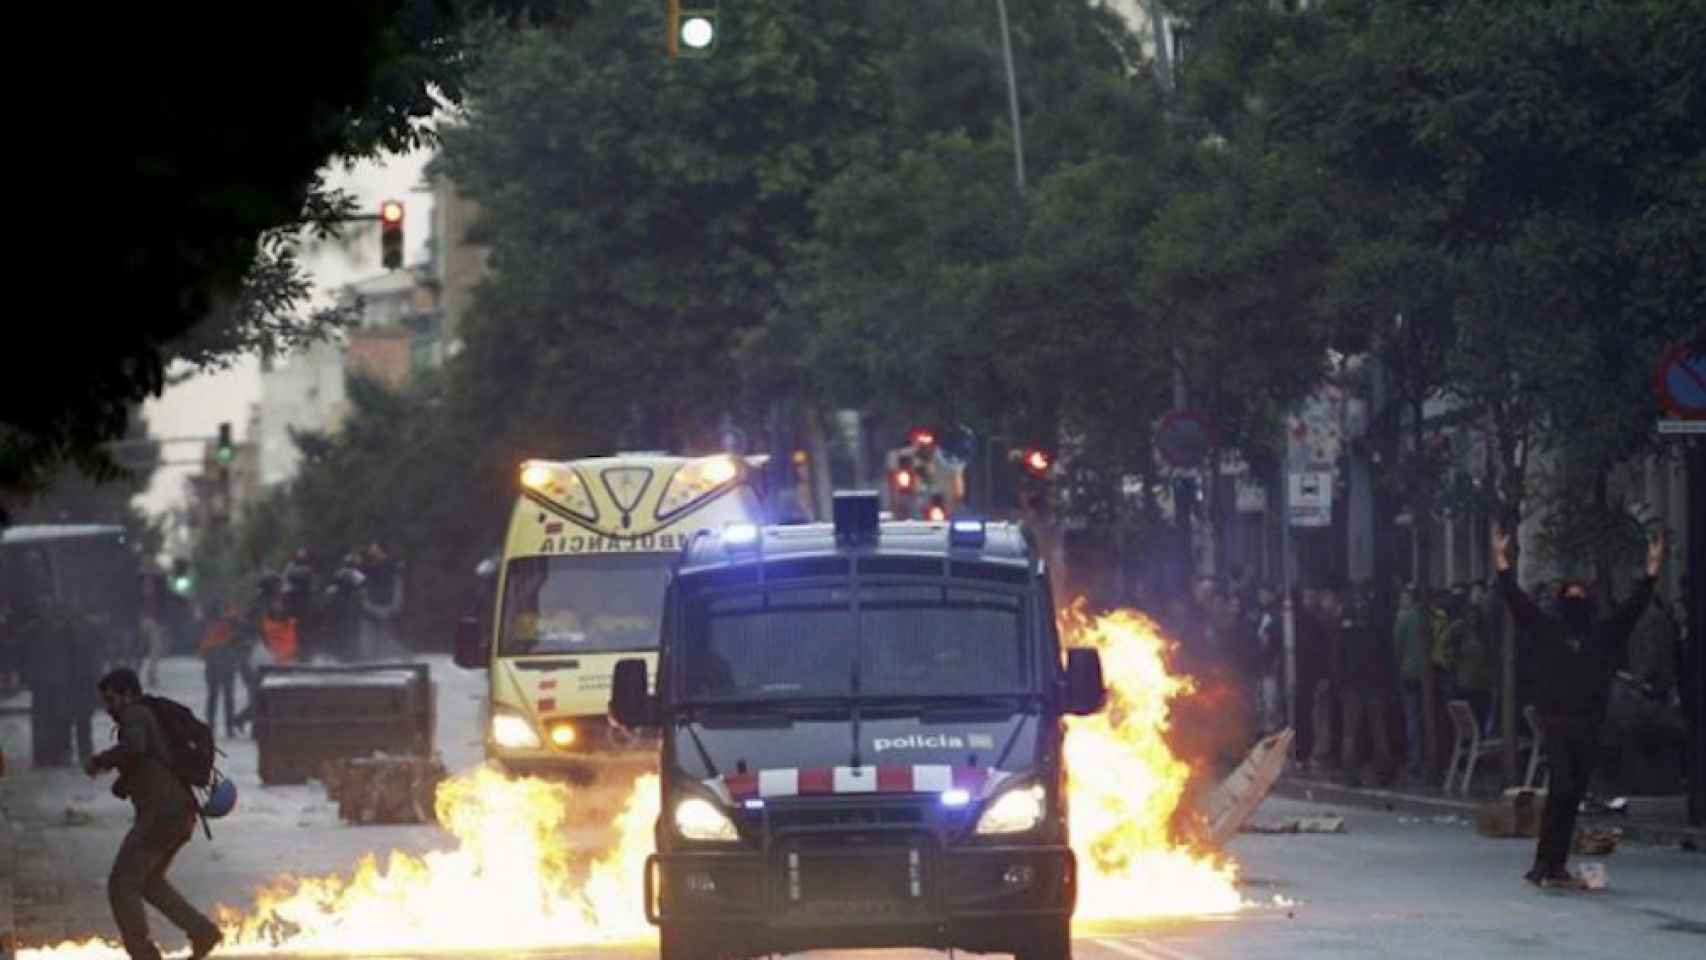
top-left (455, 452), bottom-right (767, 779)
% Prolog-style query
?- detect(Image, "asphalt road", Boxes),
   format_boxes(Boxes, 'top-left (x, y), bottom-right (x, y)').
top-left (4, 656), bottom-right (1701, 960)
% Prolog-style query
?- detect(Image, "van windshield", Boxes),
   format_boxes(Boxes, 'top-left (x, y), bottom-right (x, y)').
top-left (499, 554), bottom-right (673, 655)
top-left (679, 582), bottom-right (1029, 702)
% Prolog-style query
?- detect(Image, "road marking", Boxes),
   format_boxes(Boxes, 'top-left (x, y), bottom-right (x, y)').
top-left (1095, 937), bottom-right (1196, 960)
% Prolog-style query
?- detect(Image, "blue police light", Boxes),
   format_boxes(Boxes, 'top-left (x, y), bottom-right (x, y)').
top-left (723, 523), bottom-right (760, 551)
top-left (949, 517), bottom-right (987, 548)
top-left (940, 788), bottom-right (971, 808)
top-left (833, 490), bottom-right (881, 546)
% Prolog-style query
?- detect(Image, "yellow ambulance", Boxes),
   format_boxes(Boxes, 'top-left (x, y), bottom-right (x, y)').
top-left (455, 452), bottom-right (767, 780)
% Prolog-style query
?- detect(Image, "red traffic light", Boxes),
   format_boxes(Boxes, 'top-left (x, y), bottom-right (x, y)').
top-left (380, 200), bottom-right (404, 224)
top-left (1021, 449), bottom-right (1052, 475)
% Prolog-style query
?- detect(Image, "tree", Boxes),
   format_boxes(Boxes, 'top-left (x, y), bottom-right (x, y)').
top-left (435, 1), bottom-right (894, 453)
top-left (1, 0), bottom-right (585, 523)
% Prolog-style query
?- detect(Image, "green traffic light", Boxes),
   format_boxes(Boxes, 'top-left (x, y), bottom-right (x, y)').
top-left (171, 575), bottom-right (193, 595)
top-left (216, 446), bottom-right (235, 465)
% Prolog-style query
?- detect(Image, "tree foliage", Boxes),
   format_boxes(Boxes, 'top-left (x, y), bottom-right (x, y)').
top-left (1, 0), bottom-right (585, 524)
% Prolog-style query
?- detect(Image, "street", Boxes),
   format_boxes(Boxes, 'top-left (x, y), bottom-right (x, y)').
top-left (4, 655), bottom-right (1700, 960)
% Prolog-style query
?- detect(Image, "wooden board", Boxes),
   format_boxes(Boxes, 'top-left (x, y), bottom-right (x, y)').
top-left (1200, 728), bottom-right (1295, 847)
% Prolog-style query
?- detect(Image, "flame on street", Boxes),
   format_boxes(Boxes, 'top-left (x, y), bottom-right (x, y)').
top-left (1061, 603), bottom-right (1245, 921)
top-left (23, 605), bottom-right (1246, 958)
top-left (20, 767), bottom-right (661, 958)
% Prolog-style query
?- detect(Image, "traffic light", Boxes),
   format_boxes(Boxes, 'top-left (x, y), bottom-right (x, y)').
top-left (667, 1), bottom-right (718, 58)
top-left (215, 422), bottom-right (235, 465)
top-left (380, 199), bottom-right (404, 269)
top-left (170, 558), bottom-right (193, 596)
top-left (1019, 447), bottom-right (1053, 478)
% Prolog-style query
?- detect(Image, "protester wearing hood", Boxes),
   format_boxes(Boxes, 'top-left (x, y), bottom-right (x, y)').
top-left (1494, 526), bottom-right (1664, 888)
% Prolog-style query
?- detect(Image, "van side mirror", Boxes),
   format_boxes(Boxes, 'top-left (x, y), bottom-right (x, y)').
top-left (1063, 648), bottom-right (1106, 716)
top-left (610, 658), bottom-right (657, 728)
top-left (452, 616), bottom-right (489, 670)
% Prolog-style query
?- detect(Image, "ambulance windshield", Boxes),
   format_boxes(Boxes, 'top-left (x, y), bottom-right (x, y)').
top-left (499, 554), bottom-right (673, 655)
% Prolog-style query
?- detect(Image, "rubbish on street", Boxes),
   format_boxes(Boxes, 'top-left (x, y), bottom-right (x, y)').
top-left (325, 753), bottom-right (446, 825)
top-left (1242, 815), bottom-right (1346, 835)
top-left (1573, 825), bottom-right (1622, 855)
top-left (1199, 727), bottom-right (1295, 846)
top-left (1477, 788), bottom-right (1543, 838)
top-left (1574, 862), bottom-right (1608, 889)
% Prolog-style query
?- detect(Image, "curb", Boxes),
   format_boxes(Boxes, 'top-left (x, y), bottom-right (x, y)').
top-left (1, 791), bottom-right (15, 960)
top-left (1273, 777), bottom-right (1705, 850)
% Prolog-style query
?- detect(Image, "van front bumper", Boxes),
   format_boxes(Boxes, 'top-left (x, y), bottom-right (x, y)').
top-left (646, 842), bottom-right (1075, 953)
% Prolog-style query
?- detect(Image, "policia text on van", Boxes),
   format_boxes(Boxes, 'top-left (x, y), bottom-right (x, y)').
top-left (611, 493), bottom-right (1107, 960)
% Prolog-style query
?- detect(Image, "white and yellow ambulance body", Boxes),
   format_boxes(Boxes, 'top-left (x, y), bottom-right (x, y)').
top-left (472, 452), bottom-right (766, 778)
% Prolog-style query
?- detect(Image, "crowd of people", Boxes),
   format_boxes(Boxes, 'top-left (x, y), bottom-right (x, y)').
top-left (2, 541), bottom-right (407, 765)
top-left (165, 542), bottom-right (407, 738)
top-left (1147, 544), bottom-right (1692, 795)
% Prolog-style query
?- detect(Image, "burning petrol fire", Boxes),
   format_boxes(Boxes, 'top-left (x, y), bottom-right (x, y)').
top-left (20, 767), bottom-right (660, 959)
top-left (1060, 602), bottom-right (1245, 921)
top-left (23, 604), bottom-right (1244, 959)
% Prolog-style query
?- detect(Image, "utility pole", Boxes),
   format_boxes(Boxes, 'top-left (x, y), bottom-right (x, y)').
top-left (994, 0), bottom-right (1026, 194)
top-left (1687, 437), bottom-right (1705, 826)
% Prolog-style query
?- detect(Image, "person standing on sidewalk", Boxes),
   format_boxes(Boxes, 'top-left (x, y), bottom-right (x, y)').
top-left (81, 668), bottom-right (222, 960)
top-left (1493, 526), bottom-right (1663, 887)
top-left (1309, 588), bottom-right (1346, 772)
top-left (1339, 583), bottom-right (1397, 787)
top-left (1453, 583), bottom-right (1498, 735)
top-left (1393, 586), bottom-right (1429, 781)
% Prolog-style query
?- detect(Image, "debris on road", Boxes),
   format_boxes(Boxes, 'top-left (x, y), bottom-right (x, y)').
top-left (324, 753), bottom-right (446, 825)
top-left (1477, 787), bottom-right (1543, 838)
top-left (1574, 826), bottom-right (1622, 855)
top-left (1242, 814), bottom-right (1346, 835)
top-left (1199, 728), bottom-right (1295, 846)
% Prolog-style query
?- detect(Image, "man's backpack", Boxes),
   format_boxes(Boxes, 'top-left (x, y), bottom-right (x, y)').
top-left (141, 694), bottom-right (216, 789)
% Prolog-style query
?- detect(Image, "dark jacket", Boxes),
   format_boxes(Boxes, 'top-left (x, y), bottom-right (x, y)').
top-left (1497, 570), bottom-right (1654, 721)
top-left (92, 700), bottom-right (196, 825)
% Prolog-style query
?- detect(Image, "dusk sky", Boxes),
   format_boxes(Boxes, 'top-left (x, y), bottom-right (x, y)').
top-left (137, 149), bottom-right (435, 517)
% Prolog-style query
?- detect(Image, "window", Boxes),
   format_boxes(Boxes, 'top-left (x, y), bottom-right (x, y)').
top-left (499, 554), bottom-right (673, 655)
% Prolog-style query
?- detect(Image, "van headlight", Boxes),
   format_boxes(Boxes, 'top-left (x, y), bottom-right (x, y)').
top-left (674, 796), bottom-right (740, 842)
top-left (490, 710), bottom-right (542, 749)
top-left (974, 782), bottom-right (1047, 835)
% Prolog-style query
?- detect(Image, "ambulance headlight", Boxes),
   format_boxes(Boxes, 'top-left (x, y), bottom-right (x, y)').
top-left (974, 782), bottom-right (1046, 835)
top-left (490, 710), bottom-right (542, 750)
top-left (673, 796), bottom-right (740, 842)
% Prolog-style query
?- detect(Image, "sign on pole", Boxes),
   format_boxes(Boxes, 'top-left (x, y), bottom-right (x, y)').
top-left (1288, 471), bottom-right (1332, 527)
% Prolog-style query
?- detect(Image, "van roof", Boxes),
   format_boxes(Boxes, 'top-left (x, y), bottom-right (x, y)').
top-left (1, 524), bottom-right (126, 546)
top-left (678, 520), bottom-right (1033, 576)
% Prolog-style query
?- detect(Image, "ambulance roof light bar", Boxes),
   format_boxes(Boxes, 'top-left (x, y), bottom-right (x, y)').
top-left (833, 490), bottom-right (881, 547)
top-left (949, 516), bottom-right (987, 548)
top-left (722, 522), bottom-right (761, 554)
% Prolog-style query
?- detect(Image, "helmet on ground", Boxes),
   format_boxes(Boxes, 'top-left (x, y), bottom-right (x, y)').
top-left (202, 777), bottom-right (238, 818)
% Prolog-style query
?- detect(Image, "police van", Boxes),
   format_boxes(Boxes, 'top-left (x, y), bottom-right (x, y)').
top-left (610, 492), bottom-right (1107, 960)
top-left (456, 453), bottom-right (766, 779)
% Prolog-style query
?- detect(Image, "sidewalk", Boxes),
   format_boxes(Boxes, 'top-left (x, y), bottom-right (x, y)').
top-left (1273, 774), bottom-right (1706, 850)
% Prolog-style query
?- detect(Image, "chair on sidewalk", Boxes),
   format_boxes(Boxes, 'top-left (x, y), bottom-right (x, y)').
top-left (1444, 699), bottom-right (1510, 796)
top-left (1522, 704), bottom-right (1549, 790)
